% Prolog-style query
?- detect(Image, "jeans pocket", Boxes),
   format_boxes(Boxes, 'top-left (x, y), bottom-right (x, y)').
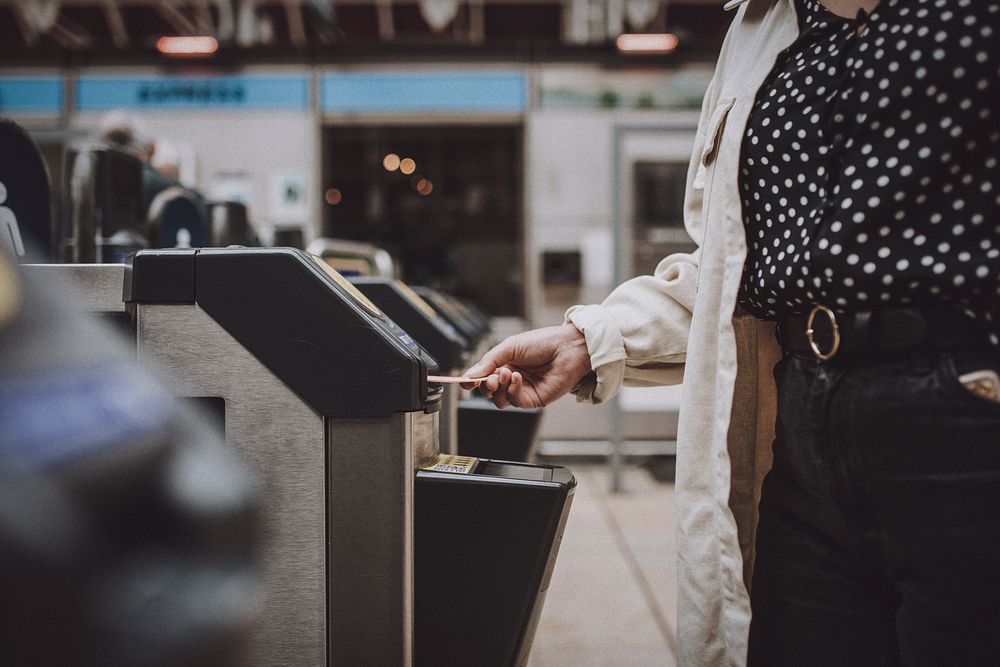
top-left (937, 350), bottom-right (1000, 413)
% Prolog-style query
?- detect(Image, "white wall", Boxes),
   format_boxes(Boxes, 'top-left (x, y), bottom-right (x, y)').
top-left (523, 108), bottom-right (699, 326)
top-left (72, 108), bottom-right (320, 244)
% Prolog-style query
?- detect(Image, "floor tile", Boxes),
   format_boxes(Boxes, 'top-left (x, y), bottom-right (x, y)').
top-left (528, 463), bottom-right (677, 666)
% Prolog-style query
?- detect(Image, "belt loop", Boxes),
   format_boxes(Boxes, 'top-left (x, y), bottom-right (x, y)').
top-left (853, 311), bottom-right (872, 354)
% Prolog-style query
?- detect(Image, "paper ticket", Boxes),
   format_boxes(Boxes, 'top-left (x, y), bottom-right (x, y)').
top-left (427, 375), bottom-right (490, 384)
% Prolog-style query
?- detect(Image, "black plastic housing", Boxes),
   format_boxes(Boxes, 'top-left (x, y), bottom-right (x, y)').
top-left (126, 247), bottom-right (431, 418)
top-left (415, 461), bottom-right (576, 667)
top-left (350, 277), bottom-right (468, 372)
top-left (125, 248), bottom-right (196, 303)
top-left (458, 399), bottom-right (542, 461)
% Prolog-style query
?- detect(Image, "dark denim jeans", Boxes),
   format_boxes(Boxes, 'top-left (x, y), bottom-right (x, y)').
top-left (747, 347), bottom-right (1000, 667)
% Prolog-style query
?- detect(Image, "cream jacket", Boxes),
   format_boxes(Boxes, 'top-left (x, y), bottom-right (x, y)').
top-left (565, 1), bottom-right (799, 665)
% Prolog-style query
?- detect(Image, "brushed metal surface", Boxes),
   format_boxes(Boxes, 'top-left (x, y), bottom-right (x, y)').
top-left (411, 409), bottom-right (440, 470)
top-left (440, 383), bottom-right (460, 456)
top-left (22, 263), bottom-right (127, 313)
top-left (136, 304), bottom-right (327, 665)
top-left (327, 416), bottom-right (410, 666)
top-left (325, 410), bottom-right (435, 666)
top-left (325, 409), bottom-right (437, 666)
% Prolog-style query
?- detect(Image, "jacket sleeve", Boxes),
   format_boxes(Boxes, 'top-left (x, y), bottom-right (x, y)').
top-left (565, 71), bottom-right (726, 404)
top-left (565, 250), bottom-right (700, 402)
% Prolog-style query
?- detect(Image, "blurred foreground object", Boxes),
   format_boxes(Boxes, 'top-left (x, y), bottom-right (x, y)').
top-left (0, 246), bottom-right (258, 665)
top-left (0, 118), bottom-right (50, 260)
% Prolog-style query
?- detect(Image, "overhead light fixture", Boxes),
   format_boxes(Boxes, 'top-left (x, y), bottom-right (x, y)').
top-left (156, 36), bottom-right (220, 58)
top-left (615, 33), bottom-right (679, 55)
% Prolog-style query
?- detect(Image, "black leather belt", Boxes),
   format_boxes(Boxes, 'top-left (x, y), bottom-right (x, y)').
top-left (778, 305), bottom-right (989, 362)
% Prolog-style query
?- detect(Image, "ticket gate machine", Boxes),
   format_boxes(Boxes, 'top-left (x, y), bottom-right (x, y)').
top-left (307, 237), bottom-right (397, 278)
top-left (206, 200), bottom-right (259, 247)
top-left (63, 144), bottom-right (148, 263)
top-left (350, 277), bottom-right (468, 455)
top-left (126, 247), bottom-right (436, 665)
top-left (413, 285), bottom-right (490, 353)
top-left (27, 247), bottom-right (574, 666)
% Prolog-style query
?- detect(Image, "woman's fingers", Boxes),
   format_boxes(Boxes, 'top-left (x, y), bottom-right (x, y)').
top-left (477, 367), bottom-right (517, 407)
top-left (481, 368), bottom-right (547, 409)
top-left (487, 367), bottom-right (510, 407)
top-left (477, 373), bottom-right (501, 398)
top-left (506, 371), bottom-right (527, 408)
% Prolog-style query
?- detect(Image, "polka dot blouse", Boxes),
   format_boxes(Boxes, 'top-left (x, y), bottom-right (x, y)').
top-left (738, 0), bottom-right (1000, 340)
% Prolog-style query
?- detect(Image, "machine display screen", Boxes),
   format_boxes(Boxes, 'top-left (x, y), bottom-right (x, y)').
top-left (311, 256), bottom-right (383, 317)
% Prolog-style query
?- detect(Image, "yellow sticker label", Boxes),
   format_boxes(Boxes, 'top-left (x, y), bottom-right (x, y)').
top-left (421, 454), bottom-right (479, 475)
top-left (311, 255), bottom-right (383, 318)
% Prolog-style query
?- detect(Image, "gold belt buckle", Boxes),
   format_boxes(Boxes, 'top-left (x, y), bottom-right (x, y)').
top-left (806, 304), bottom-right (841, 362)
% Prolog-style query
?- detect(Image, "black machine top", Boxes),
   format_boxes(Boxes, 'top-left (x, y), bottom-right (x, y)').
top-left (125, 247), bottom-right (439, 418)
top-left (350, 277), bottom-right (469, 372)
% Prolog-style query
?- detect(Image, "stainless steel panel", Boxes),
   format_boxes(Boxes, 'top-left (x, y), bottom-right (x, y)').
top-left (440, 383), bottom-right (460, 455)
top-left (412, 408), bottom-right (440, 470)
top-left (136, 304), bottom-right (327, 665)
top-left (326, 409), bottom-right (436, 666)
top-left (22, 263), bottom-right (127, 313)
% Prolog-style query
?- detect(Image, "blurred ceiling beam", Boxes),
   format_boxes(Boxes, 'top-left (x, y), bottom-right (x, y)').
top-left (12, 6), bottom-right (41, 46)
top-left (193, 0), bottom-right (215, 33)
top-left (285, 0), bottom-right (307, 46)
top-left (468, 0), bottom-right (485, 44)
top-left (236, 0), bottom-right (257, 46)
top-left (216, 0), bottom-right (236, 40)
top-left (158, 3), bottom-right (200, 35)
top-left (102, 0), bottom-right (130, 47)
top-left (51, 16), bottom-right (93, 48)
top-left (375, 0), bottom-right (395, 40)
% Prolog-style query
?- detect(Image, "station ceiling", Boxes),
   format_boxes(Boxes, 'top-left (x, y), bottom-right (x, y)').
top-left (0, 0), bottom-right (730, 64)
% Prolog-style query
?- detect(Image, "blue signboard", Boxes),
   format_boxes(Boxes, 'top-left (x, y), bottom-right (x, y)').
top-left (321, 71), bottom-right (526, 113)
top-left (75, 74), bottom-right (310, 111)
top-left (0, 76), bottom-right (63, 115)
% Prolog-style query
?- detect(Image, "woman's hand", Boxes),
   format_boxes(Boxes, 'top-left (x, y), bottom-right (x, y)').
top-left (462, 323), bottom-right (592, 409)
